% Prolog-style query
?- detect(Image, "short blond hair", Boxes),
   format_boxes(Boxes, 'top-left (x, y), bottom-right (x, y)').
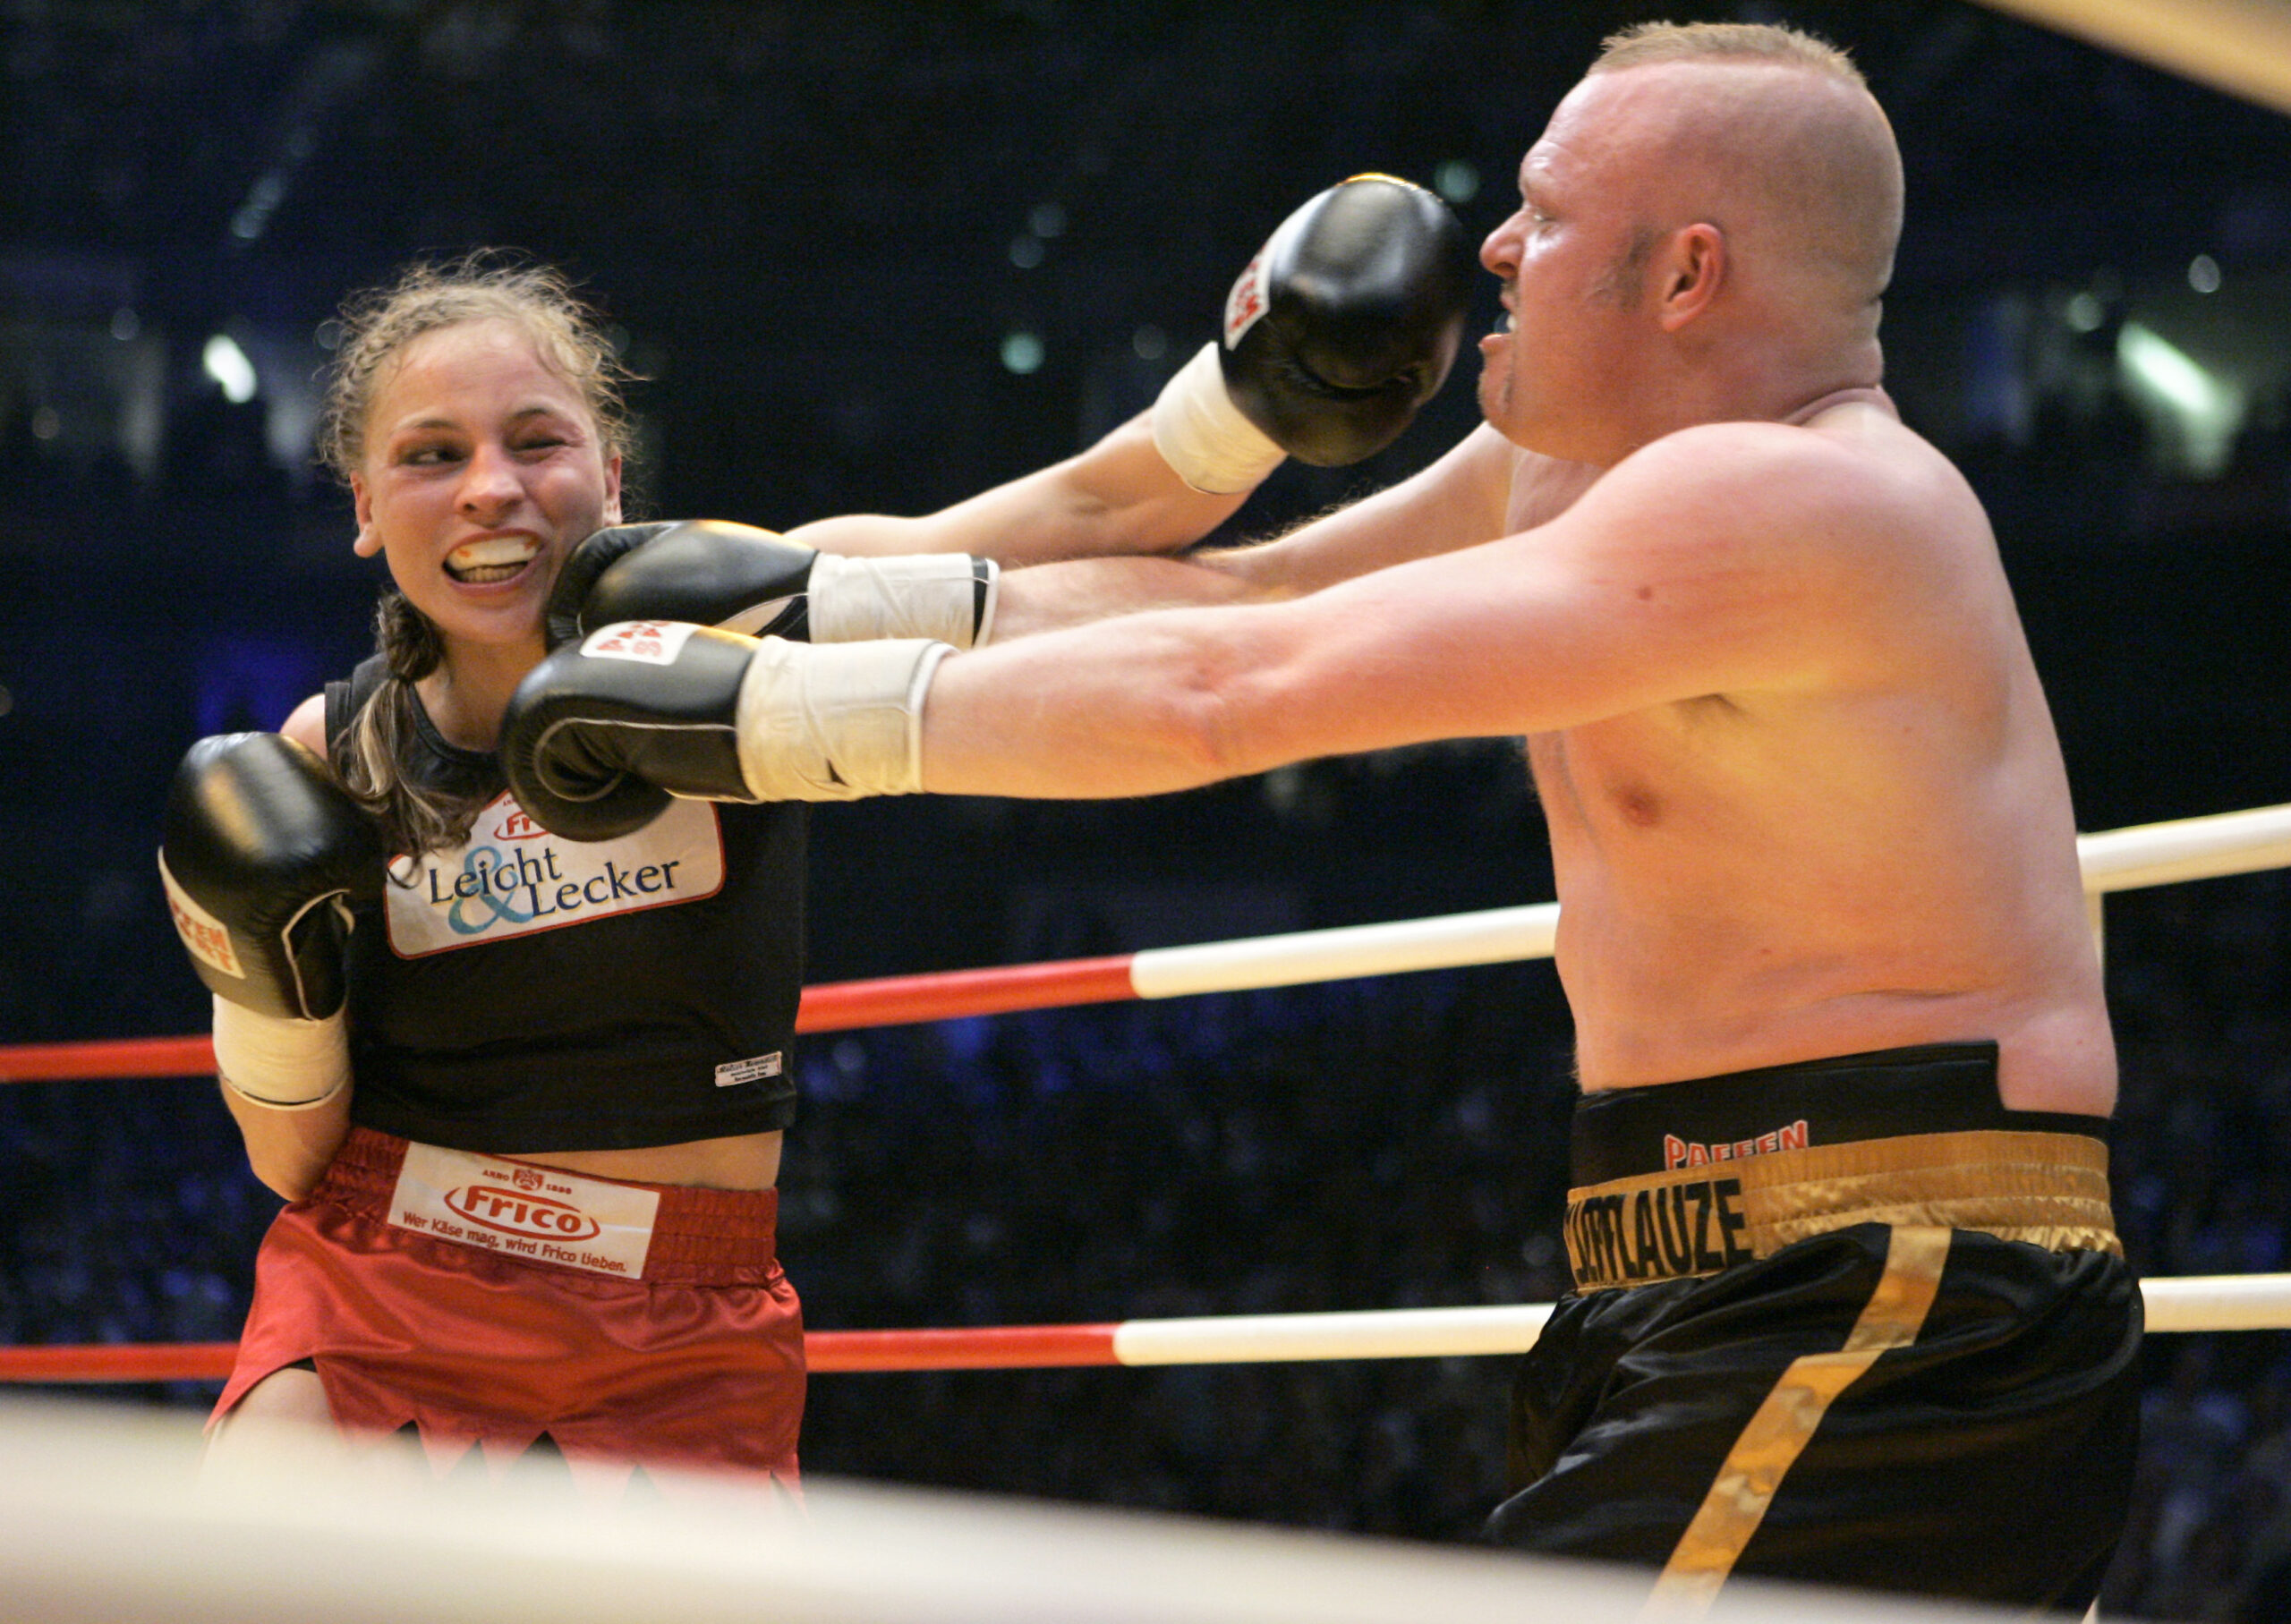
top-left (1592, 21), bottom-right (1866, 87)
top-left (1586, 20), bottom-right (1898, 306)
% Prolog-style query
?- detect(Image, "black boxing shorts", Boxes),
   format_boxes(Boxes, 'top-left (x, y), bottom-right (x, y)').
top-left (1486, 1042), bottom-right (2140, 1614)
top-left (213, 1127), bottom-right (804, 1495)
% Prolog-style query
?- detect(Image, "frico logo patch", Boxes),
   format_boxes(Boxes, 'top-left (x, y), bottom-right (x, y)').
top-left (448, 1184), bottom-right (602, 1243)
top-left (492, 807), bottom-right (549, 841)
top-left (389, 1142), bottom-right (660, 1279)
top-left (384, 791), bottom-right (726, 957)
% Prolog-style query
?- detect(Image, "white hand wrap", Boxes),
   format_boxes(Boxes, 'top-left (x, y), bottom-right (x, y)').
top-left (734, 637), bottom-right (952, 802)
top-left (806, 552), bottom-right (999, 649)
top-left (1149, 340), bottom-right (1285, 494)
top-left (212, 996), bottom-right (351, 1110)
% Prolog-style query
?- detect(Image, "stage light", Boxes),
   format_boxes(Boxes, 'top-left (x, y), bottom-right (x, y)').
top-left (201, 335), bottom-right (258, 404)
top-left (1000, 331), bottom-right (1043, 375)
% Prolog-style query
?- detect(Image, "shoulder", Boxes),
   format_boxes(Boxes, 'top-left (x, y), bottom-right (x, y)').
top-left (280, 693), bottom-right (328, 756)
top-left (1585, 413), bottom-right (1964, 565)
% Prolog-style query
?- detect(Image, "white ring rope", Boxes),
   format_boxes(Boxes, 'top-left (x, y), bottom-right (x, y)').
top-left (7, 802), bottom-right (2287, 1085)
top-left (1129, 900), bottom-right (1562, 997)
top-left (1129, 800), bottom-right (2291, 998)
top-left (1111, 1274), bottom-right (2291, 1364)
top-left (2074, 801), bottom-right (2291, 894)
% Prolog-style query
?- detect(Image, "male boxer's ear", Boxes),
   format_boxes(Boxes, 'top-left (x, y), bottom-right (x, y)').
top-left (1656, 224), bottom-right (1725, 332)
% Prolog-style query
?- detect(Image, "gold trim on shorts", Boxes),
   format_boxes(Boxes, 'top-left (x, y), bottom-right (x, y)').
top-left (1563, 1128), bottom-right (2120, 1294)
top-left (1645, 1225), bottom-right (1955, 1618)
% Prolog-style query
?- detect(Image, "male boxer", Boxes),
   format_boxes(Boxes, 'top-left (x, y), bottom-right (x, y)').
top-left (502, 23), bottom-right (2138, 1611)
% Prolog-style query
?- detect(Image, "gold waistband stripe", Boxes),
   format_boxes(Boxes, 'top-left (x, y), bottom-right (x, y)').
top-left (1563, 1129), bottom-right (2118, 1293)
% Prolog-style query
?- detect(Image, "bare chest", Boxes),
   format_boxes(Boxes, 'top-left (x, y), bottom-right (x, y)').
top-left (1527, 699), bottom-right (1753, 848)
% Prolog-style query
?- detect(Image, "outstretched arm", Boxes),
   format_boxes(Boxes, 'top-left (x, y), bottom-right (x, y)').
top-left (556, 176), bottom-right (1478, 650)
top-left (783, 410), bottom-right (1254, 565)
top-left (494, 421), bottom-right (1903, 842)
top-left (788, 174), bottom-right (1474, 575)
top-left (983, 421), bottom-right (1537, 639)
top-left (918, 425), bottom-right (1896, 795)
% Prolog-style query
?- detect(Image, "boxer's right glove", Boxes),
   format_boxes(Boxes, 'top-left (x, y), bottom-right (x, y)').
top-left (1152, 174), bottom-right (1476, 492)
top-left (546, 521), bottom-right (997, 652)
top-left (499, 620), bottom-right (945, 843)
top-left (158, 733), bottom-right (382, 1110)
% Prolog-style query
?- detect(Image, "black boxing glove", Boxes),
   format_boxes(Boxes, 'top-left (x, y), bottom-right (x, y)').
top-left (1153, 174), bottom-right (1475, 490)
top-left (158, 733), bottom-right (383, 1108)
top-left (501, 620), bottom-right (949, 842)
top-left (547, 520), bottom-right (997, 651)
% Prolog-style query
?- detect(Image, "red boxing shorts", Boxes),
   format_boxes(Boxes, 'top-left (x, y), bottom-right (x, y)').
top-left (213, 1127), bottom-right (804, 1493)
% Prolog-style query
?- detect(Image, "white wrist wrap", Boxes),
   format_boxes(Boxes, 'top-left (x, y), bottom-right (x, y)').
top-left (212, 996), bottom-right (350, 1110)
top-left (1150, 341), bottom-right (1285, 495)
top-left (806, 552), bottom-right (997, 650)
top-left (734, 637), bottom-right (951, 802)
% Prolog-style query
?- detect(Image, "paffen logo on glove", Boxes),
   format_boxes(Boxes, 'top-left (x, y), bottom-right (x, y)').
top-left (1223, 251), bottom-right (1269, 349)
top-left (580, 618), bottom-right (701, 664)
top-left (158, 852), bottom-right (243, 979)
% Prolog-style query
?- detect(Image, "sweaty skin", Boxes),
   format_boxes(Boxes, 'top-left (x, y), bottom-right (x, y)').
top-left (926, 57), bottom-right (2112, 1117)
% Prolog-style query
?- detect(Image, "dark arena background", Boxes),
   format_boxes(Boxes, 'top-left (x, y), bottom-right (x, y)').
top-left (3, 4), bottom-right (2289, 1619)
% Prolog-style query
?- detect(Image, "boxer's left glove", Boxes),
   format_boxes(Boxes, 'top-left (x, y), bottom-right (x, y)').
top-left (158, 733), bottom-right (383, 1109)
top-left (501, 620), bottom-right (949, 843)
top-left (1152, 174), bottom-right (1476, 491)
top-left (546, 520), bottom-right (997, 652)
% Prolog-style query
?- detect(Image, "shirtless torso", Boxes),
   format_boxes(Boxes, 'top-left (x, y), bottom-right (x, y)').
top-left (1503, 399), bottom-right (2111, 1113)
top-left (931, 391), bottom-right (2111, 1118)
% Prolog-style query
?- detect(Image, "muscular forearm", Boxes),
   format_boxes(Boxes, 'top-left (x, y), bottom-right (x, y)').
top-left (919, 607), bottom-right (1303, 798)
top-left (787, 412), bottom-right (1252, 566)
top-left (978, 430), bottom-right (1532, 640)
top-left (989, 553), bottom-right (1269, 640)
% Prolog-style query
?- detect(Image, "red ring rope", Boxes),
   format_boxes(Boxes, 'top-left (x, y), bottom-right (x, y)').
top-left (0, 1327), bottom-right (1125, 1384)
top-left (0, 956), bottom-right (1143, 1085)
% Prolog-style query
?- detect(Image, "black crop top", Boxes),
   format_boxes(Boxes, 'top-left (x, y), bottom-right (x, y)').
top-left (325, 656), bottom-right (805, 1152)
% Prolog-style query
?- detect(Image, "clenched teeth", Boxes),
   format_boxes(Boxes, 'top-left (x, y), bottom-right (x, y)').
top-left (445, 536), bottom-right (541, 582)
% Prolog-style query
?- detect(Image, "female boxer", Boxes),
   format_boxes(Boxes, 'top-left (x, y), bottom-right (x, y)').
top-left (160, 193), bottom-right (1464, 1489)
